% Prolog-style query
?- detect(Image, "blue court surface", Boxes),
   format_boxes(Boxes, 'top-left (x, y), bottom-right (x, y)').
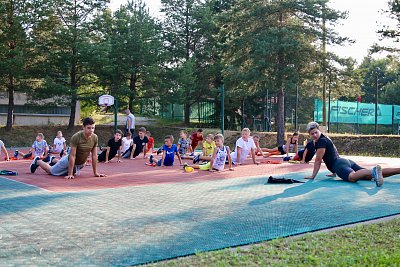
top-left (1, 157), bottom-right (400, 266)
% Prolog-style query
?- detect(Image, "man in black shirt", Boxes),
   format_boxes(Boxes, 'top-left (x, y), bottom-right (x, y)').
top-left (98, 130), bottom-right (123, 163)
top-left (124, 127), bottom-right (149, 159)
top-left (305, 121), bottom-right (400, 187)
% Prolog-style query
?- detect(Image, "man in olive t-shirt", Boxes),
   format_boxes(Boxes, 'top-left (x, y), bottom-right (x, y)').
top-left (30, 117), bottom-right (106, 179)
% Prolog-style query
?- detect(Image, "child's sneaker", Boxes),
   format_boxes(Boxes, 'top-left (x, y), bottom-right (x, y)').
top-left (30, 156), bottom-right (40, 173)
top-left (189, 152), bottom-right (195, 157)
top-left (156, 148), bottom-right (163, 155)
top-left (49, 156), bottom-right (56, 166)
top-left (183, 162), bottom-right (188, 169)
top-left (43, 155), bottom-right (51, 163)
top-left (149, 155), bottom-right (154, 163)
top-left (193, 154), bottom-right (201, 164)
top-left (372, 165), bottom-right (384, 187)
top-left (13, 150), bottom-right (19, 158)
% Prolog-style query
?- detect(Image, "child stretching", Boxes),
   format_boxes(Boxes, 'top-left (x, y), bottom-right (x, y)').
top-left (185, 134), bottom-right (233, 172)
top-left (264, 132), bottom-right (299, 157)
top-left (231, 128), bottom-right (259, 165)
top-left (53, 131), bottom-right (67, 158)
top-left (149, 135), bottom-right (182, 166)
top-left (98, 130), bottom-right (123, 163)
top-left (146, 130), bottom-right (155, 153)
top-left (192, 134), bottom-right (216, 163)
top-left (177, 129), bottom-right (191, 157)
top-left (17, 133), bottom-right (49, 159)
top-left (252, 135), bottom-right (268, 158)
top-left (121, 132), bottom-right (134, 158)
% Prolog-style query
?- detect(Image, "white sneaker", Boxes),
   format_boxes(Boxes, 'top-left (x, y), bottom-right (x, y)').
top-left (372, 165), bottom-right (383, 187)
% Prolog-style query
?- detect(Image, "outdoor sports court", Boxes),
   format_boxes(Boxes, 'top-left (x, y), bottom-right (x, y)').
top-left (1, 155), bottom-right (400, 266)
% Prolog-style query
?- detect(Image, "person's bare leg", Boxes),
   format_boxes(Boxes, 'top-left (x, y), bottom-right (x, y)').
top-left (37, 160), bottom-right (52, 174)
top-left (382, 168), bottom-right (400, 177)
top-left (350, 167), bottom-right (400, 182)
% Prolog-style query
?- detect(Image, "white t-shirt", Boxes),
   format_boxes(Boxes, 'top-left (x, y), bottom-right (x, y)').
top-left (0, 140), bottom-right (4, 155)
top-left (126, 113), bottom-right (135, 130)
top-left (121, 137), bottom-right (133, 153)
top-left (231, 137), bottom-right (256, 164)
top-left (53, 137), bottom-right (66, 153)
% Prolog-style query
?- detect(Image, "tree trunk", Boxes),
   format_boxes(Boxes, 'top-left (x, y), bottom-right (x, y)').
top-left (184, 103), bottom-right (190, 126)
top-left (276, 87), bottom-right (285, 146)
top-left (68, 46), bottom-right (77, 130)
top-left (6, 74), bottom-right (14, 131)
top-left (129, 72), bottom-right (137, 112)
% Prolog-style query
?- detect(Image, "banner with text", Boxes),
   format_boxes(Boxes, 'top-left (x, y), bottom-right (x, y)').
top-left (314, 99), bottom-right (400, 125)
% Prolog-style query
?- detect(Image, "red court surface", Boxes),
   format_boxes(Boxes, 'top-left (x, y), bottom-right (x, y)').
top-left (0, 154), bottom-right (396, 192)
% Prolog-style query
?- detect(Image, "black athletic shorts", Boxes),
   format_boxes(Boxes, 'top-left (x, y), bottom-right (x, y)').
top-left (333, 158), bottom-right (365, 181)
top-left (278, 146), bottom-right (285, 155)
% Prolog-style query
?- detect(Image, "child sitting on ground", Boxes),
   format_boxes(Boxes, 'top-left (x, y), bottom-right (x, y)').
top-left (121, 132), bottom-right (134, 158)
top-left (189, 128), bottom-right (204, 152)
top-left (0, 139), bottom-right (10, 161)
top-left (53, 131), bottom-right (67, 158)
top-left (177, 129), bottom-right (191, 157)
top-left (16, 133), bottom-right (49, 159)
top-left (231, 128), bottom-right (260, 165)
top-left (185, 134), bottom-right (233, 172)
top-left (191, 133), bottom-right (216, 164)
top-left (123, 127), bottom-right (149, 159)
top-left (252, 135), bottom-right (269, 158)
top-left (293, 139), bottom-right (315, 163)
top-left (146, 130), bottom-right (155, 153)
top-left (264, 132), bottom-right (299, 157)
top-left (149, 135), bottom-right (182, 166)
top-left (98, 130), bottom-right (123, 163)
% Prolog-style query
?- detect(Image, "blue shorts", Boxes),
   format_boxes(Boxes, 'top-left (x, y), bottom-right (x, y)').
top-left (157, 159), bottom-right (173, 166)
top-left (50, 155), bottom-right (84, 176)
top-left (333, 158), bottom-right (364, 181)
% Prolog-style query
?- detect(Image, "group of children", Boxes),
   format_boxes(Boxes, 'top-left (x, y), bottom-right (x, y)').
top-left (0, 120), bottom-right (314, 177)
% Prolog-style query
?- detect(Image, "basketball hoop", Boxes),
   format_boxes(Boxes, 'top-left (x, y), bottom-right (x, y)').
top-left (99, 94), bottom-right (114, 106)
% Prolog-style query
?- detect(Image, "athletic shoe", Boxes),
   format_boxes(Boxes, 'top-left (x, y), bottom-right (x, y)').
top-left (42, 155), bottom-right (51, 163)
top-left (183, 162), bottom-right (188, 169)
top-left (149, 155), bottom-right (154, 163)
top-left (14, 150), bottom-right (19, 158)
top-left (49, 156), bottom-right (56, 166)
top-left (189, 152), bottom-right (195, 157)
top-left (193, 154), bottom-right (201, 164)
top-left (372, 165), bottom-right (384, 187)
top-left (156, 148), bottom-right (163, 155)
top-left (30, 156), bottom-right (40, 173)
top-left (60, 150), bottom-right (64, 158)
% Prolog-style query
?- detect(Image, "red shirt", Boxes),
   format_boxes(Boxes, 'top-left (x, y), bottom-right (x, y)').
top-left (190, 132), bottom-right (203, 149)
top-left (147, 137), bottom-right (154, 150)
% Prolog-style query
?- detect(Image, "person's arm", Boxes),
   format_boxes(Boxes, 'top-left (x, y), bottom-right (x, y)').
top-left (202, 144), bottom-right (207, 156)
top-left (305, 148), bottom-right (325, 179)
top-left (176, 151), bottom-right (183, 165)
top-left (91, 145), bottom-right (106, 177)
top-left (2, 146), bottom-right (10, 161)
top-left (65, 146), bottom-right (77, 179)
top-left (209, 149), bottom-right (218, 172)
top-left (227, 147), bottom-right (233, 170)
top-left (285, 139), bottom-right (290, 157)
top-left (104, 147), bottom-right (110, 163)
top-left (127, 118), bottom-right (131, 130)
top-left (143, 144), bottom-right (147, 158)
top-left (117, 145), bottom-right (122, 162)
top-left (294, 141), bottom-right (298, 155)
top-left (251, 148), bottom-right (259, 164)
top-left (161, 150), bottom-right (166, 166)
top-left (63, 141), bottom-right (67, 153)
top-left (236, 147), bottom-right (242, 165)
top-left (130, 144), bottom-right (136, 159)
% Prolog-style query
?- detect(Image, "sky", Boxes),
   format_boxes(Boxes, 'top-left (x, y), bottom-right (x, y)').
top-left (109, 0), bottom-right (397, 64)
